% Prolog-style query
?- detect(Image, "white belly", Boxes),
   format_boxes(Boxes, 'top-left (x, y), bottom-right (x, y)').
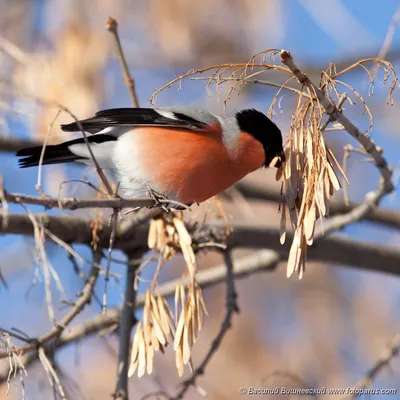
top-left (112, 133), bottom-right (167, 199)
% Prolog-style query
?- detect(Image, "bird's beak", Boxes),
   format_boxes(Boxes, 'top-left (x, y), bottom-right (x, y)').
top-left (269, 150), bottom-right (286, 168)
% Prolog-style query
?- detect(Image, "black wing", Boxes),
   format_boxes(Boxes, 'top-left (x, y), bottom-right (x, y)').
top-left (60, 108), bottom-right (208, 134)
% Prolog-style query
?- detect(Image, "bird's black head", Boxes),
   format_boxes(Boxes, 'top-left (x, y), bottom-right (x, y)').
top-left (235, 109), bottom-right (285, 167)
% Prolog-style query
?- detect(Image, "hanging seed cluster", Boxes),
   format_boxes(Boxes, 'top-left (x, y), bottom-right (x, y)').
top-left (130, 212), bottom-right (208, 377)
top-left (173, 281), bottom-right (208, 376)
top-left (276, 96), bottom-right (349, 279)
top-left (128, 291), bottom-right (175, 377)
top-left (148, 212), bottom-right (196, 277)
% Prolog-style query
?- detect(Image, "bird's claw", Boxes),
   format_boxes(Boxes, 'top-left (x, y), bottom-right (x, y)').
top-left (148, 188), bottom-right (170, 212)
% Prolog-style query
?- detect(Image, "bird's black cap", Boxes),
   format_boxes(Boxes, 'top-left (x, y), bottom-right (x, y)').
top-left (235, 109), bottom-right (285, 167)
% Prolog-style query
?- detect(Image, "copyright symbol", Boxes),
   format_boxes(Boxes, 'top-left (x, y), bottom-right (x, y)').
top-left (239, 387), bottom-right (247, 395)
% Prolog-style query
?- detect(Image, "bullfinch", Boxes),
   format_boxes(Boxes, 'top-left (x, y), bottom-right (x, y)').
top-left (16, 107), bottom-right (285, 205)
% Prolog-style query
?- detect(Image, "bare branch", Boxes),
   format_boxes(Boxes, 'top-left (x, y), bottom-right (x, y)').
top-left (56, 105), bottom-right (115, 196)
top-left (225, 222), bottom-right (400, 275)
top-left (38, 347), bottom-right (67, 400)
top-left (103, 209), bottom-right (120, 314)
top-left (36, 108), bottom-right (63, 195)
top-left (150, 249), bottom-right (280, 298)
top-left (5, 191), bottom-right (156, 210)
top-left (107, 17), bottom-right (140, 108)
top-left (373, 4), bottom-right (400, 76)
top-left (191, 76), bottom-right (310, 97)
top-left (343, 334), bottom-right (400, 400)
top-left (149, 58), bottom-right (290, 104)
top-left (234, 181), bottom-right (400, 231)
top-left (3, 212), bottom-right (400, 275)
top-left (113, 257), bottom-right (139, 400)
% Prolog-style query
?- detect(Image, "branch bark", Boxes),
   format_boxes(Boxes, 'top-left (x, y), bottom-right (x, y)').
top-left (107, 17), bottom-right (140, 108)
top-left (2, 212), bottom-right (400, 275)
top-left (343, 334), bottom-right (400, 400)
top-left (114, 256), bottom-right (139, 400)
top-left (5, 191), bottom-right (157, 210)
top-left (234, 182), bottom-right (400, 231)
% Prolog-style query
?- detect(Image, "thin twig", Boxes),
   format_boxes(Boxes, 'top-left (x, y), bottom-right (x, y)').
top-left (372, 4), bottom-right (400, 77)
top-left (5, 191), bottom-right (158, 210)
top-left (150, 61), bottom-right (290, 104)
top-left (234, 181), bottom-right (400, 231)
top-left (342, 146), bottom-right (351, 206)
top-left (113, 255), bottom-right (139, 400)
top-left (38, 346), bottom-right (67, 399)
top-left (19, 203), bottom-right (57, 326)
top-left (58, 178), bottom-right (109, 199)
top-left (146, 250), bottom-right (279, 301)
top-left (0, 328), bottom-right (30, 344)
top-left (36, 108), bottom-right (62, 195)
top-left (342, 334), bottom-right (400, 400)
top-left (106, 16), bottom-right (141, 398)
top-left (0, 175), bottom-right (8, 229)
top-left (190, 76), bottom-right (310, 98)
top-left (0, 88), bottom-right (114, 195)
top-left (342, 144), bottom-right (370, 207)
top-left (107, 17), bottom-right (140, 108)
top-left (103, 209), bottom-right (119, 314)
top-left (55, 105), bottom-right (115, 196)
top-left (319, 93), bottom-right (348, 132)
top-left (0, 266), bottom-right (8, 290)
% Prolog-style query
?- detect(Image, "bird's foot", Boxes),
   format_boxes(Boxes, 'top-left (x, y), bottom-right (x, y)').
top-left (147, 188), bottom-right (170, 212)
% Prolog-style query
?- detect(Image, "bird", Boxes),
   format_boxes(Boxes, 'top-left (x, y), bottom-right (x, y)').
top-left (16, 107), bottom-right (285, 205)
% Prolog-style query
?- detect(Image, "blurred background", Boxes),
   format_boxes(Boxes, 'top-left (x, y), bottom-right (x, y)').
top-left (1, 0), bottom-right (400, 399)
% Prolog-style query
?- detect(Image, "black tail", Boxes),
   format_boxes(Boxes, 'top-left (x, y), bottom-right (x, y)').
top-left (16, 143), bottom-right (83, 168)
top-left (16, 134), bottom-right (117, 168)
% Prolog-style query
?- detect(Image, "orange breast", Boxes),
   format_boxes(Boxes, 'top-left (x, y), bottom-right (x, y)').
top-left (135, 126), bottom-right (265, 204)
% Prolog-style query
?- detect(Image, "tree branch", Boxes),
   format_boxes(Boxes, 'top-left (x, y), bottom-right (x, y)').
top-left (234, 182), bottom-right (400, 231)
top-left (107, 17), bottom-right (140, 108)
top-left (343, 333), bottom-right (400, 400)
top-left (2, 212), bottom-right (400, 275)
top-left (149, 249), bottom-right (280, 299)
top-left (5, 191), bottom-right (157, 210)
top-left (114, 256), bottom-right (139, 400)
